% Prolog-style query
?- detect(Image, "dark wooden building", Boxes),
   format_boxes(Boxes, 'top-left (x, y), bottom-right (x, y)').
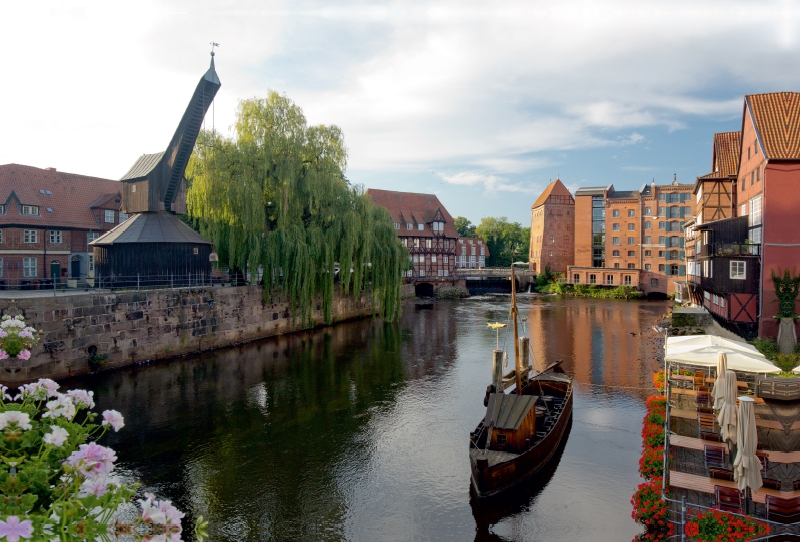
top-left (91, 54), bottom-right (220, 286)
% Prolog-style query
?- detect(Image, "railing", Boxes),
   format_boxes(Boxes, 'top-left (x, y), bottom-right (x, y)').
top-left (708, 243), bottom-right (761, 257)
top-left (0, 273), bottom-right (243, 292)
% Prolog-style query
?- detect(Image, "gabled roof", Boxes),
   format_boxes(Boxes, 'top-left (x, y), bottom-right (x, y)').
top-left (367, 189), bottom-right (459, 239)
top-left (0, 164), bottom-right (120, 229)
top-left (120, 152), bottom-right (165, 181)
top-left (90, 211), bottom-right (211, 245)
top-left (712, 131), bottom-right (741, 176)
top-left (747, 93), bottom-right (800, 160)
top-left (531, 178), bottom-right (574, 208)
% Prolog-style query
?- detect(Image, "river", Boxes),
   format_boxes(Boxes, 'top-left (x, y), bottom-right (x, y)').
top-left (64, 296), bottom-right (670, 541)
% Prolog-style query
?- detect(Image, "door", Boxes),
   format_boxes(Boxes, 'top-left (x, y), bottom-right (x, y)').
top-left (71, 257), bottom-right (81, 278)
top-left (50, 261), bottom-right (60, 283)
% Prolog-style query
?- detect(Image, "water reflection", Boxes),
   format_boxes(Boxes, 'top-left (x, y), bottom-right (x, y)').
top-left (64, 297), bottom-right (669, 541)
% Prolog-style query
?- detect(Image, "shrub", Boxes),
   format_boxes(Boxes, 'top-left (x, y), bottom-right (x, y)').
top-left (434, 286), bottom-right (469, 299)
top-left (752, 337), bottom-right (779, 360)
top-left (639, 445), bottom-right (669, 480)
top-left (631, 477), bottom-right (670, 538)
top-left (684, 509), bottom-right (770, 541)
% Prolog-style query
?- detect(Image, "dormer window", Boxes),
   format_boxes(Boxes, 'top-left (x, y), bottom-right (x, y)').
top-left (406, 223), bottom-right (413, 230)
top-left (21, 205), bottom-right (39, 216)
top-left (418, 223), bottom-right (424, 231)
top-left (0, 205), bottom-right (4, 214)
top-left (104, 210), bottom-right (115, 223)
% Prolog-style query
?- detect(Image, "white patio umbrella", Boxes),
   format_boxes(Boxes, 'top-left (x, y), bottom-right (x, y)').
top-left (711, 353), bottom-right (728, 410)
top-left (733, 396), bottom-right (762, 493)
top-left (717, 370), bottom-right (738, 444)
top-left (667, 335), bottom-right (760, 354)
top-left (666, 346), bottom-right (779, 374)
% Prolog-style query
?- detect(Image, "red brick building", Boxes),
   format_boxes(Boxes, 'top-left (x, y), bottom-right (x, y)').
top-left (0, 164), bottom-right (122, 287)
top-left (528, 178), bottom-right (575, 274)
top-left (686, 92), bottom-right (800, 339)
top-left (455, 237), bottom-right (490, 269)
top-left (367, 189), bottom-right (463, 295)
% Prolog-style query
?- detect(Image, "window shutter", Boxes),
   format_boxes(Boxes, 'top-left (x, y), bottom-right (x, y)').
top-left (679, 265), bottom-right (685, 276)
top-left (680, 207), bottom-right (685, 218)
top-left (679, 250), bottom-right (685, 260)
top-left (665, 265), bottom-right (671, 276)
top-left (679, 238), bottom-right (685, 248)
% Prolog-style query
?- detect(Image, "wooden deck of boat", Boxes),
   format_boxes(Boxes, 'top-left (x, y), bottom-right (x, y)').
top-left (671, 434), bottom-right (800, 463)
top-left (669, 470), bottom-right (800, 503)
top-left (469, 447), bottom-right (519, 468)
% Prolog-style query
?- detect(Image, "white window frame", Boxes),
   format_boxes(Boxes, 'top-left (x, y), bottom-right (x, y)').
top-left (22, 257), bottom-right (37, 277)
top-left (119, 213), bottom-right (129, 222)
top-left (21, 205), bottom-right (39, 216)
top-left (23, 229), bottom-right (37, 244)
top-left (417, 223), bottom-right (424, 231)
top-left (104, 210), bottom-right (115, 223)
top-left (730, 261), bottom-right (746, 280)
top-left (50, 230), bottom-right (62, 244)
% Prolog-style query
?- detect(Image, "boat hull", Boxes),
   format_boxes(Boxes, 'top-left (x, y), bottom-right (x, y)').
top-left (469, 379), bottom-right (573, 499)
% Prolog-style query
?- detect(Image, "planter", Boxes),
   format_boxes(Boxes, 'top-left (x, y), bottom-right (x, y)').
top-left (777, 317), bottom-right (798, 355)
top-left (755, 375), bottom-right (800, 400)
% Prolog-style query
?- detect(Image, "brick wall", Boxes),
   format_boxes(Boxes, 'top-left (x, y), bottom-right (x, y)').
top-left (574, 196), bottom-right (593, 267)
top-left (0, 285), bottom-right (374, 383)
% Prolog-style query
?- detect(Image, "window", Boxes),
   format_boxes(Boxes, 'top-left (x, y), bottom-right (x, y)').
top-left (749, 196), bottom-right (762, 226)
top-left (589, 274), bottom-right (597, 284)
top-left (104, 210), bottom-right (115, 223)
top-left (658, 264), bottom-right (665, 272)
top-left (0, 230), bottom-right (3, 244)
top-left (23, 229), bottom-right (37, 243)
top-left (497, 434), bottom-right (507, 446)
top-left (22, 257), bottom-right (37, 277)
top-left (87, 232), bottom-right (98, 244)
top-left (627, 237), bottom-right (635, 245)
top-left (21, 205), bottom-right (39, 216)
top-left (756, 167), bottom-right (760, 182)
top-left (550, 235), bottom-right (555, 243)
top-left (443, 256), bottom-right (449, 264)
top-left (394, 223), bottom-right (400, 229)
top-left (721, 297), bottom-right (725, 308)
top-left (651, 278), bottom-right (659, 287)
top-left (612, 223), bottom-right (620, 231)
top-left (658, 251), bottom-right (665, 258)
top-left (119, 213), bottom-right (129, 222)
top-left (704, 291), bottom-right (711, 301)
top-left (645, 222), bottom-right (651, 230)
top-left (658, 221), bottom-right (665, 229)
top-left (730, 261), bottom-right (746, 280)
top-left (713, 294), bottom-right (719, 306)
top-left (627, 263), bottom-right (635, 269)
top-left (419, 255), bottom-right (426, 263)
top-left (613, 209), bottom-right (620, 218)
top-left (417, 223), bottom-right (424, 231)
top-left (644, 250), bottom-right (651, 257)
top-left (628, 251), bottom-right (635, 257)
top-left (413, 238), bottom-right (420, 248)
top-left (645, 207), bottom-right (652, 216)
top-left (626, 223), bottom-right (634, 231)
top-left (644, 236), bottom-right (651, 245)
top-left (419, 269), bottom-right (425, 276)
top-left (624, 275), bottom-right (632, 284)
top-left (562, 236), bottom-right (569, 245)
top-left (406, 223), bottom-right (412, 230)
top-left (658, 236), bottom-right (666, 245)
top-left (658, 207), bottom-right (666, 216)
top-left (612, 250), bottom-right (620, 257)
top-left (49, 230), bottom-right (62, 244)
top-left (659, 194), bottom-right (666, 201)
top-left (606, 275), bottom-right (614, 285)
top-left (645, 264), bottom-right (651, 271)
top-left (614, 263), bottom-right (620, 268)
top-left (670, 264), bottom-right (679, 275)
top-left (612, 237), bottom-right (620, 245)
top-left (628, 209), bottom-right (635, 217)
top-left (573, 274), bottom-right (580, 283)
top-left (426, 239), bottom-right (432, 248)
top-left (443, 269), bottom-right (449, 277)
top-left (431, 255), bottom-right (437, 263)
top-left (548, 250), bottom-right (553, 257)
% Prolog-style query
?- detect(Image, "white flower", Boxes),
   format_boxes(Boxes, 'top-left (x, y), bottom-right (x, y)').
top-left (43, 425), bottom-right (69, 447)
top-left (101, 410), bottom-right (124, 432)
top-left (65, 389), bottom-right (94, 409)
top-left (0, 411), bottom-right (32, 430)
top-left (139, 497), bottom-right (167, 524)
top-left (78, 476), bottom-right (116, 497)
top-left (0, 386), bottom-right (10, 401)
top-left (42, 395), bottom-right (76, 420)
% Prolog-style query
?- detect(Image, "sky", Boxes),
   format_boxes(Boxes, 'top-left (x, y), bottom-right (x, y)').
top-left (3, 1), bottom-right (800, 225)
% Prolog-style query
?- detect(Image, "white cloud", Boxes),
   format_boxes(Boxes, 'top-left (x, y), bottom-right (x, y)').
top-left (436, 172), bottom-right (539, 194)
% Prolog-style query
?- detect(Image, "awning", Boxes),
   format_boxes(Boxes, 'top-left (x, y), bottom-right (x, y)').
top-left (666, 345), bottom-right (779, 374)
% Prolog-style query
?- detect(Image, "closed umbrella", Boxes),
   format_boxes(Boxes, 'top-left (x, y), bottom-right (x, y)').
top-left (733, 396), bottom-right (762, 493)
top-left (717, 370), bottom-right (738, 444)
top-left (711, 353), bottom-right (728, 410)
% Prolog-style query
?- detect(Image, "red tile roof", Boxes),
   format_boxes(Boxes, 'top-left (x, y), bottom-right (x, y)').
top-left (367, 189), bottom-right (459, 238)
top-left (0, 164), bottom-right (121, 229)
top-left (747, 92), bottom-right (800, 159)
top-left (712, 131), bottom-right (741, 176)
top-left (531, 179), bottom-right (573, 208)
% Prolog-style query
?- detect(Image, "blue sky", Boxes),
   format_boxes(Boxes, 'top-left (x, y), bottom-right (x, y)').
top-left (4, 1), bottom-right (800, 225)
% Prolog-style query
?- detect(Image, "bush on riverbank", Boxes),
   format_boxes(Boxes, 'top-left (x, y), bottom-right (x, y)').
top-left (752, 337), bottom-right (800, 372)
top-left (434, 286), bottom-right (470, 299)
top-left (543, 283), bottom-right (645, 299)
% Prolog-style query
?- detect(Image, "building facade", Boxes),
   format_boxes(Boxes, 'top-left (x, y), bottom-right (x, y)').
top-left (0, 164), bottom-right (122, 287)
top-left (367, 189), bottom-right (460, 292)
top-left (528, 179), bottom-right (575, 274)
top-left (455, 237), bottom-right (489, 269)
top-left (686, 92), bottom-right (800, 339)
top-left (568, 180), bottom-right (694, 296)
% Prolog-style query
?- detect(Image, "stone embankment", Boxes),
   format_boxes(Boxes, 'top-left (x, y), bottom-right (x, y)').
top-left (0, 285), bottom-right (385, 383)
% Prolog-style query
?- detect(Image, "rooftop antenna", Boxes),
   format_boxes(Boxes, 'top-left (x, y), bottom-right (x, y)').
top-left (210, 42), bottom-right (220, 55)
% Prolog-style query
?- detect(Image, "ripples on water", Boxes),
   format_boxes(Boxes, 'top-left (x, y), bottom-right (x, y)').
top-left (65, 296), bottom-right (670, 541)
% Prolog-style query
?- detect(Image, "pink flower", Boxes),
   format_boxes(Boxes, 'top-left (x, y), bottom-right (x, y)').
top-left (0, 351), bottom-right (8, 361)
top-left (139, 497), bottom-right (167, 524)
top-left (102, 410), bottom-right (125, 432)
top-left (0, 411), bottom-right (32, 431)
top-left (66, 389), bottom-right (95, 409)
top-left (78, 476), bottom-right (115, 497)
top-left (16, 350), bottom-right (30, 361)
top-left (0, 516), bottom-right (33, 542)
top-left (65, 442), bottom-right (117, 479)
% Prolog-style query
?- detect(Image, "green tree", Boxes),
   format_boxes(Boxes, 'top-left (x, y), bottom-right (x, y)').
top-left (475, 216), bottom-right (530, 267)
top-left (453, 216), bottom-right (476, 238)
top-left (186, 91), bottom-right (407, 325)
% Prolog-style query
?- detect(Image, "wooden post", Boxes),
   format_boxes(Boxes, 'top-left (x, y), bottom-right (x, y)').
top-left (492, 349), bottom-right (503, 391)
top-left (520, 336), bottom-right (530, 370)
top-left (511, 264), bottom-right (522, 395)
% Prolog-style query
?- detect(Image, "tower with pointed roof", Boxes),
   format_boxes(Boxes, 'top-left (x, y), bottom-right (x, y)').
top-left (529, 178), bottom-right (575, 274)
top-left (90, 54), bottom-right (221, 287)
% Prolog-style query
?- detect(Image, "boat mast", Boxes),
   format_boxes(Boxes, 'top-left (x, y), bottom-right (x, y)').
top-left (511, 264), bottom-right (522, 395)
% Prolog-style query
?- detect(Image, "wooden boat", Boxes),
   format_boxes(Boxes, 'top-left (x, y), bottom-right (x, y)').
top-left (468, 263), bottom-right (573, 499)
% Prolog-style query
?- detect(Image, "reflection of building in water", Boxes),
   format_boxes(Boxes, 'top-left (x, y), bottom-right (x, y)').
top-left (523, 300), bottom-right (665, 390)
top-left (399, 304), bottom-right (458, 379)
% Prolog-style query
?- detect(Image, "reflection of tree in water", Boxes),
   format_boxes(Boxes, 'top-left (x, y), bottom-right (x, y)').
top-left (65, 319), bottom-right (405, 542)
top-left (470, 420), bottom-right (572, 542)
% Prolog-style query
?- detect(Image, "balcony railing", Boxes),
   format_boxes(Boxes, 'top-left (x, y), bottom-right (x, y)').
top-left (708, 242), bottom-right (760, 257)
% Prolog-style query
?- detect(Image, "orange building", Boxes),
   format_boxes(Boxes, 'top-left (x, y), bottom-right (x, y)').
top-left (568, 180), bottom-right (694, 296)
top-left (528, 179), bottom-right (575, 274)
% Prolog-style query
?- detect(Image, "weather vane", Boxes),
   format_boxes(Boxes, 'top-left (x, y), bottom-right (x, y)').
top-left (210, 42), bottom-right (220, 56)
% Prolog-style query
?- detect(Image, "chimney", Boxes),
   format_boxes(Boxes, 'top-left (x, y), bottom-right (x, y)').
top-left (44, 167), bottom-right (57, 172)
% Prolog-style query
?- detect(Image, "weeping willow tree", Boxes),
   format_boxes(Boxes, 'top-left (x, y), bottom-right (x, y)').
top-left (186, 91), bottom-right (407, 325)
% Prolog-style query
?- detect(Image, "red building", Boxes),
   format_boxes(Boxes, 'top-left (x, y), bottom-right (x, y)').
top-left (528, 178), bottom-right (575, 274)
top-left (455, 237), bottom-right (490, 269)
top-left (0, 164), bottom-right (122, 287)
top-left (367, 189), bottom-right (463, 295)
top-left (686, 92), bottom-right (800, 339)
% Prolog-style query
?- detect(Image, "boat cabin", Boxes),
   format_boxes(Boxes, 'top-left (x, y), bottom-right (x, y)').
top-left (485, 393), bottom-right (540, 453)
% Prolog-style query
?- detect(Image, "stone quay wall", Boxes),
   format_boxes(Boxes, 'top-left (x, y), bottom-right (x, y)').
top-left (0, 285), bottom-right (379, 384)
